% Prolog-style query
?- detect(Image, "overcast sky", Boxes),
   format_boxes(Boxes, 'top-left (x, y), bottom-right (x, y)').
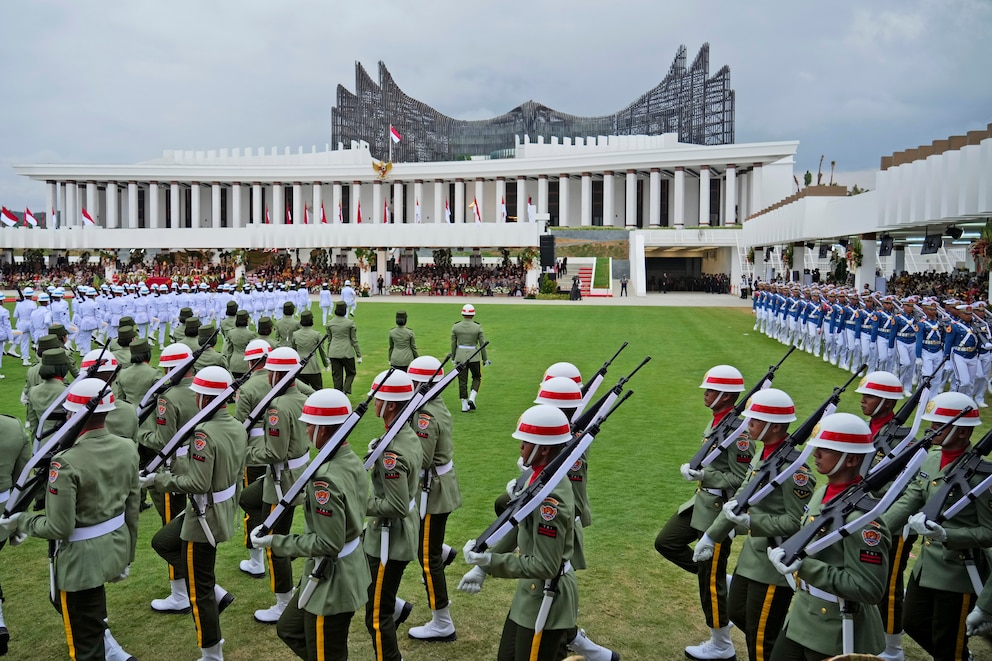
top-left (1, 0), bottom-right (989, 210)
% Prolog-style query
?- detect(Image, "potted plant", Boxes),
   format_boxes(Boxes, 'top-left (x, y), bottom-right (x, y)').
top-left (782, 245), bottom-right (793, 271)
top-left (846, 237), bottom-right (863, 270)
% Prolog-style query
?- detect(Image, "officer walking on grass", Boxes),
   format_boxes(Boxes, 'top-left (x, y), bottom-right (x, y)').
top-left (326, 302), bottom-right (361, 394)
top-left (451, 304), bottom-right (490, 412)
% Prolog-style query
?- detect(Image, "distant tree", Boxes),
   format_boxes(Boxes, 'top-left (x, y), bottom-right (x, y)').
top-left (847, 185), bottom-right (869, 196)
top-left (804, 170), bottom-right (813, 187)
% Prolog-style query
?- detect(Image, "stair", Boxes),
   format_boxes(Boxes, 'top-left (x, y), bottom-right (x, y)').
top-left (577, 267), bottom-right (593, 297)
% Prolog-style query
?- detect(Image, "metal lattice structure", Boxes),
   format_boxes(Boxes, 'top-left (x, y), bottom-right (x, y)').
top-left (331, 43), bottom-right (735, 163)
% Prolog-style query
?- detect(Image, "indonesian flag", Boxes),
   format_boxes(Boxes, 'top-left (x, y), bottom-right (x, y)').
top-left (51, 207), bottom-right (56, 229)
top-left (500, 197), bottom-right (507, 223)
top-left (470, 197), bottom-right (482, 224)
top-left (527, 196), bottom-right (537, 223)
top-left (81, 208), bottom-right (95, 226)
top-left (383, 198), bottom-right (390, 224)
top-left (321, 202), bottom-right (327, 224)
top-left (415, 198), bottom-right (421, 224)
top-left (390, 125), bottom-right (402, 144)
top-left (265, 206), bottom-right (271, 224)
top-left (303, 205), bottom-right (310, 225)
top-left (24, 207), bottom-right (38, 227)
top-left (337, 201), bottom-right (343, 224)
top-left (445, 199), bottom-right (451, 224)
top-left (357, 200), bottom-right (362, 224)
top-left (0, 207), bottom-right (17, 227)
top-left (286, 205), bottom-right (292, 224)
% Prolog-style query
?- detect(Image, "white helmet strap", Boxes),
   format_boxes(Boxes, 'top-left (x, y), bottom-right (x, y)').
top-left (827, 452), bottom-right (849, 477)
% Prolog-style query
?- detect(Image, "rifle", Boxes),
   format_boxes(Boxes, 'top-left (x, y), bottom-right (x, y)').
top-left (776, 410), bottom-right (971, 566)
top-left (731, 365), bottom-right (866, 515)
top-left (575, 342), bottom-right (628, 419)
top-left (688, 346), bottom-right (796, 471)
top-left (136, 326), bottom-right (222, 425)
top-left (35, 342), bottom-right (111, 441)
top-left (569, 356), bottom-right (650, 435)
top-left (15, 285), bottom-right (24, 302)
top-left (919, 424), bottom-right (992, 523)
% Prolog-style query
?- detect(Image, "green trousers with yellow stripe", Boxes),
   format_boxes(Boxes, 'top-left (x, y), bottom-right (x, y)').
top-left (276, 593), bottom-right (354, 661)
top-left (418, 512), bottom-right (451, 610)
top-left (53, 586), bottom-right (106, 661)
top-left (727, 574), bottom-right (793, 661)
top-left (496, 614), bottom-right (567, 661)
top-left (365, 555), bottom-right (409, 661)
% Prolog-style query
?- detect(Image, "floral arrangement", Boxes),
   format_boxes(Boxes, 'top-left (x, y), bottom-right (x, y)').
top-left (970, 221), bottom-right (992, 273)
top-left (782, 244), bottom-right (794, 270)
top-left (747, 247), bottom-right (755, 265)
top-left (846, 237), bottom-right (863, 269)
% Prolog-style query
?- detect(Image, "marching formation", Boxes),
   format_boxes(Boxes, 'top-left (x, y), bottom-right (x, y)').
top-left (0, 292), bottom-right (643, 661)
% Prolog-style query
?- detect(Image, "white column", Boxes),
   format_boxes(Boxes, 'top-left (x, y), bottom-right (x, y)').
top-left (603, 171), bottom-right (615, 226)
top-left (751, 163), bottom-right (763, 213)
top-left (393, 181), bottom-right (403, 223)
top-left (857, 236), bottom-right (878, 290)
top-left (351, 181), bottom-right (361, 223)
top-left (454, 179), bottom-right (465, 223)
top-left (251, 183), bottom-right (262, 225)
top-left (538, 175), bottom-right (549, 215)
top-left (516, 176), bottom-right (527, 223)
top-left (45, 181), bottom-right (56, 229)
top-left (86, 181), bottom-right (97, 224)
top-left (413, 180), bottom-right (424, 223)
top-left (312, 183), bottom-right (322, 225)
top-left (433, 179), bottom-right (444, 224)
top-left (725, 164), bottom-right (737, 225)
top-left (292, 182), bottom-right (303, 225)
top-left (190, 184), bottom-right (201, 229)
top-left (106, 181), bottom-right (119, 229)
top-left (148, 182), bottom-right (160, 229)
top-left (211, 183), bottom-right (222, 229)
top-left (739, 171), bottom-right (750, 219)
top-left (699, 165), bottom-right (711, 226)
top-left (496, 177), bottom-right (506, 223)
top-left (580, 172), bottom-right (592, 226)
top-left (157, 183), bottom-right (167, 229)
top-left (272, 183), bottom-right (284, 225)
top-left (58, 182), bottom-right (67, 228)
top-left (625, 170), bottom-right (637, 227)
top-left (373, 181), bottom-right (383, 223)
top-left (128, 181), bottom-right (139, 229)
top-left (66, 182), bottom-right (77, 227)
top-left (170, 182), bottom-right (181, 228)
top-left (333, 182), bottom-right (343, 223)
top-left (474, 178), bottom-right (484, 221)
top-left (558, 174), bottom-right (570, 226)
top-left (649, 168), bottom-right (661, 227)
top-left (232, 183), bottom-right (243, 228)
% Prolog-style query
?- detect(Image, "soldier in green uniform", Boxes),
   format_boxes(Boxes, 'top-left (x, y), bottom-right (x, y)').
top-left (459, 404), bottom-right (578, 661)
top-left (172, 308), bottom-right (193, 343)
top-left (117, 338), bottom-right (161, 405)
top-left (219, 301), bottom-right (238, 342)
top-left (256, 316), bottom-right (274, 343)
top-left (276, 302), bottom-right (301, 347)
top-left (20, 334), bottom-right (66, 404)
top-left (194, 324), bottom-right (227, 373)
top-left (5, 378), bottom-right (139, 661)
top-left (180, 317), bottom-right (201, 351)
top-left (48, 324), bottom-right (80, 380)
top-left (694, 387), bottom-right (816, 661)
top-left (223, 311), bottom-right (256, 380)
top-left (250, 388), bottom-right (371, 661)
top-left (450, 303), bottom-right (489, 412)
top-left (0, 413), bottom-right (31, 655)
top-left (110, 325), bottom-right (136, 369)
top-left (239, 346), bottom-right (310, 624)
top-left (364, 370), bottom-right (422, 661)
top-left (766, 413), bottom-right (890, 658)
top-left (142, 366), bottom-right (248, 661)
top-left (883, 391), bottom-right (992, 661)
top-left (79, 348), bottom-right (138, 442)
top-left (657, 365), bottom-right (753, 661)
top-left (291, 310), bottom-right (328, 392)
top-left (326, 302), bottom-right (361, 395)
top-left (106, 316), bottom-right (134, 355)
top-left (388, 310), bottom-right (418, 372)
top-left (26, 348), bottom-right (71, 444)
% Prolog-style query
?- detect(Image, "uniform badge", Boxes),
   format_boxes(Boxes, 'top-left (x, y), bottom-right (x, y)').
top-left (382, 452), bottom-right (398, 471)
top-left (570, 459), bottom-right (583, 472)
top-left (862, 528), bottom-right (882, 547)
top-left (793, 471), bottom-right (809, 487)
top-left (540, 497), bottom-right (559, 521)
top-left (268, 408), bottom-right (279, 427)
top-left (736, 439), bottom-right (750, 452)
top-left (49, 460), bottom-right (61, 483)
top-left (157, 399), bottom-right (167, 416)
top-left (194, 432), bottom-right (207, 452)
top-left (417, 414), bottom-right (430, 431)
top-left (313, 481), bottom-right (330, 505)
top-left (925, 400), bottom-right (936, 415)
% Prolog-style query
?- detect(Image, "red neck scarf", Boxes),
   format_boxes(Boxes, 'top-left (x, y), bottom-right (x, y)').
top-left (712, 406), bottom-right (733, 428)
top-left (870, 411), bottom-right (894, 438)
top-left (529, 464), bottom-right (546, 484)
top-left (940, 445), bottom-right (967, 470)
top-left (760, 438), bottom-right (783, 461)
top-left (823, 477), bottom-right (861, 504)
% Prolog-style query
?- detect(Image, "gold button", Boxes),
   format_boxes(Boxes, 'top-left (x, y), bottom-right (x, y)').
top-left (530, 584), bottom-right (536, 590)
top-left (821, 608), bottom-right (827, 615)
top-left (932, 481), bottom-right (938, 487)
top-left (925, 540), bottom-right (931, 546)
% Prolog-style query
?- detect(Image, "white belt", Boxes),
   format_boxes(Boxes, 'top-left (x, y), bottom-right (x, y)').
top-left (0, 489), bottom-right (9, 506)
top-left (287, 452), bottom-right (310, 470)
top-left (249, 427), bottom-right (264, 438)
top-left (68, 512), bottom-right (125, 543)
top-left (700, 487), bottom-right (724, 497)
top-left (338, 536), bottom-right (360, 559)
top-left (409, 498), bottom-right (416, 512)
top-left (211, 483), bottom-right (237, 504)
top-left (420, 460), bottom-right (454, 479)
top-left (798, 579), bottom-right (839, 603)
top-left (457, 344), bottom-right (476, 349)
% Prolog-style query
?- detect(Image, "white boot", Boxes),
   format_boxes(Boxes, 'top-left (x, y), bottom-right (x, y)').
top-left (239, 547), bottom-right (265, 577)
top-left (393, 597), bottom-right (413, 625)
top-left (568, 628), bottom-right (620, 661)
top-left (877, 632), bottom-right (905, 661)
top-left (684, 625), bottom-right (736, 660)
top-left (441, 543), bottom-right (457, 566)
top-left (461, 399), bottom-right (470, 413)
top-left (408, 606), bottom-right (457, 641)
top-left (151, 579), bottom-right (191, 614)
top-left (468, 389), bottom-right (478, 410)
top-left (103, 622), bottom-right (136, 661)
top-left (214, 584), bottom-right (234, 613)
top-left (198, 638), bottom-right (224, 661)
top-left (253, 591), bottom-right (293, 624)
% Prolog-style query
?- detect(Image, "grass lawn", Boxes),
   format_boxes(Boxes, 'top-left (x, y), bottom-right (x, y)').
top-left (0, 300), bottom-right (987, 660)
top-left (592, 258), bottom-right (610, 289)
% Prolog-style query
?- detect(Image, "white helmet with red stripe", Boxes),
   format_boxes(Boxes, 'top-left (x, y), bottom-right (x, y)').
top-left (461, 304), bottom-right (475, 316)
top-left (158, 343), bottom-right (193, 368)
top-left (743, 388), bottom-right (797, 423)
top-left (407, 355), bottom-right (443, 383)
top-left (299, 389), bottom-right (352, 425)
top-left (370, 370), bottom-right (415, 402)
top-left (80, 349), bottom-right (118, 373)
top-left (243, 339), bottom-right (272, 363)
top-left (534, 376), bottom-right (583, 408)
top-left (265, 347), bottom-right (301, 372)
top-left (190, 366), bottom-right (233, 396)
top-left (855, 371), bottom-right (904, 400)
top-left (922, 392), bottom-right (981, 427)
top-left (512, 405), bottom-right (573, 445)
top-left (542, 362), bottom-right (583, 387)
top-left (699, 365), bottom-right (745, 393)
top-left (808, 413), bottom-right (875, 454)
top-left (63, 377), bottom-right (116, 413)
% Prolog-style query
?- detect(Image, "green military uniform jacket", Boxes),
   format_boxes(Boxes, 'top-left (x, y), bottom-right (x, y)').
top-left (412, 399), bottom-right (461, 514)
top-left (275, 317), bottom-right (302, 348)
top-left (107, 399), bottom-right (139, 443)
top-left (487, 478), bottom-right (578, 631)
top-left (388, 327), bottom-right (418, 369)
top-left (364, 425), bottom-right (423, 563)
top-left (270, 445), bottom-right (371, 616)
top-left (678, 415), bottom-right (755, 532)
top-left (883, 448), bottom-right (992, 593)
top-left (117, 361), bottom-right (161, 405)
top-left (234, 369), bottom-right (271, 427)
top-left (326, 316), bottom-right (360, 359)
top-left (154, 409), bottom-right (247, 544)
top-left (23, 359), bottom-right (78, 401)
top-left (223, 326), bottom-right (257, 375)
top-left (782, 485), bottom-right (888, 656)
top-left (450, 319), bottom-right (487, 363)
top-left (706, 452), bottom-right (815, 586)
top-left (291, 327), bottom-right (328, 374)
top-left (0, 415), bottom-right (32, 543)
top-left (110, 345), bottom-right (130, 370)
top-left (194, 346), bottom-right (228, 373)
top-left (27, 377), bottom-right (68, 441)
top-left (245, 383), bottom-right (309, 505)
top-left (220, 315), bottom-right (237, 342)
top-left (180, 336), bottom-right (200, 351)
top-left (141, 377), bottom-right (197, 481)
top-left (20, 427), bottom-right (140, 591)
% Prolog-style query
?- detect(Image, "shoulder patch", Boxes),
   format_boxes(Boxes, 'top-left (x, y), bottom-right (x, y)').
top-left (860, 549), bottom-right (883, 565)
top-left (157, 398), bottom-right (167, 416)
top-left (382, 452), bottom-right (398, 472)
top-left (193, 431), bottom-right (207, 452)
top-left (540, 497), bottom-right (559, 522)
top-left (313, 480), bottom-right (330, 505)
top-left (736, 439), bottom-right (751, 452)
top-left (862, 528), bottom-right (882, 547)
top-left (49, 460), bottom-right (61, 483)
top-left (792, 471), bottom-right (809, 487)
top-left (417, 413), bottom-right (431, 431)
top-left (267, 408), bottom-right (279, 427)
top-left (570, 458), bottom-right (583, 472)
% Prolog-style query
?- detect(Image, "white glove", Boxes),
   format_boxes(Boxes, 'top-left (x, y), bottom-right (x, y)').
top-left (767, 546), bottom-right (802, 575)
top-left (907, 512), bottom-right (947, 542)
top-left (966, 606), bottom-right (992, 636)
top-left (516, 456), bottom-right (527, 472)
top-left (915, 357), bottom-right (923, 367)
top-left (506, 478), bottom-right (519, 499)
top-left (680, 463), bottom-right (704, 482)
top-left (356, 357), bottom-right (362, 364)
top-left (458, 566), bottom-right (487, 594)
top-left (110, 564), bottom-right (130, 583)
top-left (723, 500), bottom-right (751, 528)
top-left (20, 392), bottom-right (28, 406)
top-left (8, 531), bottom-right (27, 546)
top-left (250, 524), bottom-right (274, 549)
top-left (692, 534), bottom-right (715, 563)
top-left (484, 360), bottom-right (492, 367)
top-left (367, 438), bottom-right (379, 455)
top-left (0, 512), bottom-right (22, 532)
top-left (139, 472), bottom-right (158, 489)
top-left (462, 539), bottom-right (491, 567)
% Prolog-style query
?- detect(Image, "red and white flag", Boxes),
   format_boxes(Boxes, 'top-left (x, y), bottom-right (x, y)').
top-left (24, 207), bottom-right (38, 227)
top-left (415, 198), bottom-right (421, 224)
top-left (303, 205), bottom-right (310, 225)
top-left (81, 208), bottom-right (95, 226)
top-left (390, 125), bottom-right (402, 144)
top-left (500, 197), bottom-right (507, 223)
top-left (321, 202), bottom-right (327, 224)
top-left (357, 200), bottom-right (362, 224)
top-left (50, 207), bottom-right (56, 228)
top-left (527, 196), bottom-right (537, 223)
top-left (337, 201), bottom-right (343, 224)
top-left (0, 207), bottom-right (17, 227)
top-left (470, 197), bottom-right (482, 224)
top-left (445, 199), bottom-right (451, 224)
top-left (286, 205), bottom-right (292, 224)
top-left (265, 206), bottom-right (271, 224)
top-left (383, 198), bottom-right (389, 224)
